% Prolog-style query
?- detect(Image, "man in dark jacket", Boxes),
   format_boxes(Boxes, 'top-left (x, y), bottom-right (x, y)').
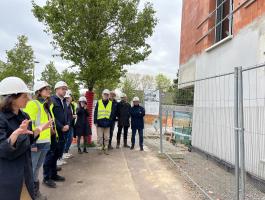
top-left (130, 97), bottom-right (145, 151)
top-left (116, 93), bottom-right (131, 148)
top-left (63, 90), bottom-right (76, 158)
top-left (43, 81), bottom-right (69, 187)
top-left (94, 89), bottom-right (115, 154)
top-left (108, 91), bottom-right (118, 150)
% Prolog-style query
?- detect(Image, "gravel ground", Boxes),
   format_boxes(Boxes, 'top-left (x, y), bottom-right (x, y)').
top-left (144, 127), bottom-right (265, 200)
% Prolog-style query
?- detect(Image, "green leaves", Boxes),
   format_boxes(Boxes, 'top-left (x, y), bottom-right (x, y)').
top-left (0, 35), bottom-right (35, 86)
top-left (61, 69), bottom-right (80, 99)
top-left (32, 0), bottom-right (157, 90)
top-left (40, 61), bottom-right (80, 98)
top-left (155, 73), bottom-right (172, 92)
top-left (40, 61), bottom-right (61, 89)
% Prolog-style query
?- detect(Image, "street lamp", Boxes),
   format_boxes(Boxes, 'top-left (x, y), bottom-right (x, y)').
top-left (33, 60), bottom-right (40, 88)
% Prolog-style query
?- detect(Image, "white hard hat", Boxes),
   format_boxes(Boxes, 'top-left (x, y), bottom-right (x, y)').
top-left (102, 89), bottom-right (110, 95)
top-left (79, 96), bottom-right (87, 102)
top-left (54, 81), bottom-right (68, 90)
top-left (64, 90), bottom-right (72, 98)
top-left (120, 93), bottom-right (127, 98)
top-left (0, 77), bottom-right (32, 96)
top-left (34, 81), bottom-right (50, 93)
top-left (133, 97), bottom-right (140, 102)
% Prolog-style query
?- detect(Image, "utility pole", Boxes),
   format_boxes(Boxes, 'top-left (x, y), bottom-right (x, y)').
top-left (159, 89), bottom-right (163, 154)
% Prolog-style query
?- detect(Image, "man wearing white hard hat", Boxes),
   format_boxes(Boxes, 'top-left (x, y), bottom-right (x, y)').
top-left (116, 93), bottom-right (131, 148)
top-left (130, 97), bottom-right (145, 151)
top-left (63, 90), bottom-right (77, 159)
top-left (0, 77), bottom-right (52, 199)
top-left (94, 89), bottom-right (114, 154)
top-left (44, 81), bottom-right (69, 183)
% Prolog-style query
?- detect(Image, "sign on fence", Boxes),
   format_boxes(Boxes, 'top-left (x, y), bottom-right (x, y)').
top-left (144, 90), bottom-right (159, 115)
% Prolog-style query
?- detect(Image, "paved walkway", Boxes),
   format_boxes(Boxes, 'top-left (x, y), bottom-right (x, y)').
top-left (40, 145), bottom-right (193, 200)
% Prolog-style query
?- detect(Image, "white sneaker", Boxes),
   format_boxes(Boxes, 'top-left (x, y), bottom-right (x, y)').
top-left (61, 159), bottom-right (67, 165)
top-left (57, 160), bottom-right (64, 166)
top-left (57, 159), bottom-right (67, 165)
top-left (63, 153), bottom-right (71, 159)
top-left (66, 153), bottom-right (73, 158)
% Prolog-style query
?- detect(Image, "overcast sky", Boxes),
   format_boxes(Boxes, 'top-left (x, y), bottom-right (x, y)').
top-left (0, 0), bottom-right (182, 81)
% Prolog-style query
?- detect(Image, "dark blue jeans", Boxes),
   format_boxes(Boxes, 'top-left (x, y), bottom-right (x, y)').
top-left (64, 128), bottom-right (73, 153)
top-left (131, 128), bottom-right (144, 148)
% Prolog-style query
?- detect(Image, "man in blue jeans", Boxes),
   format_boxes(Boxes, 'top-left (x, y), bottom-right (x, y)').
top-left (130, 97), bottom-right (145, 151)
top-left (63, 90), bottom-right (77, 159)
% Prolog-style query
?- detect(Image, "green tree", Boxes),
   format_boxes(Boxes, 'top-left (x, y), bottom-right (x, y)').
top-left (40, 61), bottom-right (61, 89)
top-left (120, 74), bottom-right (140, 102)
top-left (155, 73), bottom-right (171, 92)
top-left (61, 69), bottom-right (80, 99)
top-left (0, 35), bottom-right (35, 85)
top-left (141, 74), bottom-right (155, 90)
top-left (32, 0), bottom-right (157, 90)
top-left (172, 77), bottom-right (194, 105)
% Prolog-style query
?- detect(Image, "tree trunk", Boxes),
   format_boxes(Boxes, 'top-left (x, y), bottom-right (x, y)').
top-left (85, 86), bottom-right (94, 144)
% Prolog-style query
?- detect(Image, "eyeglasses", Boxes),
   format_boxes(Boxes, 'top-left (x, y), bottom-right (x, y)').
top-left (43, 87), bottom-right (51, 91)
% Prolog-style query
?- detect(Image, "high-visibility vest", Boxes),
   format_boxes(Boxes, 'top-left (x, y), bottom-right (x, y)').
top-left (71, 101), bottom-right (78, 115)
top-left (24, 100), bottom-right (57, 143)
top-left (97, 100), bottom-right (112, 120)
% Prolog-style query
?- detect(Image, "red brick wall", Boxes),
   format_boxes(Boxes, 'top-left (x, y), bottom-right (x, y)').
top-left (180, 0), bottom-right (265, 65)
top-left (233, 0), bottom-right (265, 34)
top-left (179, 0), bottom-right (213, 65)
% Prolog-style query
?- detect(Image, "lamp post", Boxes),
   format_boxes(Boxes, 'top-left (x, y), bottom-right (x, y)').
top-left (33, 60), bottom-right (40, 88)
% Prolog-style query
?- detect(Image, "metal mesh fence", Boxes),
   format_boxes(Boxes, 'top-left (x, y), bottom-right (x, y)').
top-left (242, 67), bottom-right (265, 197)
top-left (144, 65), bottom-right (265, 200)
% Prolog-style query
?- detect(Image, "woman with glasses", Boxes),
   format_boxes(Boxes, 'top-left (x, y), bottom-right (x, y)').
top-left (24, 81), bottom-right (56, 200)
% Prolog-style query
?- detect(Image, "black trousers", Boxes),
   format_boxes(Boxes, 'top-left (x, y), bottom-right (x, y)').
top-left (43, 136), bottom-right (59, 180)
top-left (109, 122), bottom-right (116, 146)
top-left (77, 136), bottom-right (88, 148)
top-left (117, 126), bottom-right (129, 145)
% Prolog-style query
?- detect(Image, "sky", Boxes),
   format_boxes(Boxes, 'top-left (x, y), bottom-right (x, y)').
top-left (0, 0), bottom-right (182, 81)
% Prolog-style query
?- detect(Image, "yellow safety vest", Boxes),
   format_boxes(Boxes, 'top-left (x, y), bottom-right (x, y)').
top-left (97, 100), bottom-right (112, 120)
top-left (24, 100), bottom-right (57, 143)
top-left (72, 101), bottom-right (78, 114)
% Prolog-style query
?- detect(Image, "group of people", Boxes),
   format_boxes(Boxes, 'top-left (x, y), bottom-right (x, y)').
top-left (94, 89), bottom-right (145, 154)
top-left (0, 77), bottom-right (91, 200)
top-left (0, 76), bottom-right (146, 200)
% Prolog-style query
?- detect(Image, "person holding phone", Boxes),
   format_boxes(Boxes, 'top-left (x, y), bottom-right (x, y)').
top-left (0, 77), bottom-right (52, 200)
top-left (74, 96), bottom-right (91, 154)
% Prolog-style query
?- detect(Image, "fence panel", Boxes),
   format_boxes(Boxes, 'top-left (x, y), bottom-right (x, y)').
top-left (242, 66), bottom-right (265, 196)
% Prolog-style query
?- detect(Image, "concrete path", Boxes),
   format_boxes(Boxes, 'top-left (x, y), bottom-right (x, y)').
top-left (41, 146), bottom-right (192, 200)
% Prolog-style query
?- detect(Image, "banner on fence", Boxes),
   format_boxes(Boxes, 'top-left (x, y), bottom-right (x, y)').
top-left (144, 90), bottom-right (159, 115)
